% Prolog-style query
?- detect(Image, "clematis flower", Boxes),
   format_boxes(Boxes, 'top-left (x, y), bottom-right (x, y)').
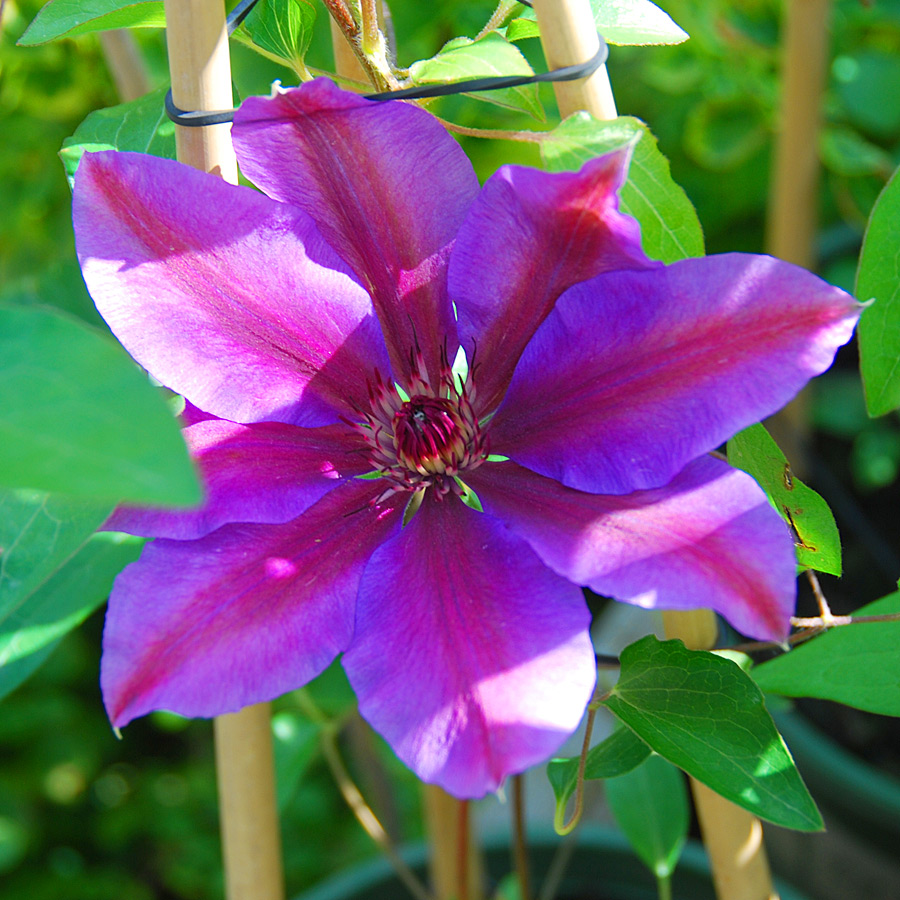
top-left (73, 79), bottom-right (859, 798)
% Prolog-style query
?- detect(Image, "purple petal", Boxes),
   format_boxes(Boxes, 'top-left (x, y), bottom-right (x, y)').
top-left (491, 254), bottom-right (860, 494)
top-left (449, 148), bottom-right (652, 415)
top-left (342, 493), bottom-right (596, 798)
top-left (233, 80), bottom-right (480, 386)
top-left (468, 456), bottom-right (797, 641)
top-left (104, 418), bottom-right (370, 539)
top-left (102, 480), bottom-right (404, 728)
top-left (74, 150), bottom-right (390, 426)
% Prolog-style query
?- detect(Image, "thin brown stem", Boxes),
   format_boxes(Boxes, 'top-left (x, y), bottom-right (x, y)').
top-left (322, 0), bottom-right (357, 35)
top-left (511, 775), bottom-right (532, 900)
top-left (555, 706), bottom-right (597, 835)
top-left (320, 730), bottom-right (435, 900)
top-left (805, 568), bottom-right (834, 620)
top-left (435, 116), bottom-right (547, 143)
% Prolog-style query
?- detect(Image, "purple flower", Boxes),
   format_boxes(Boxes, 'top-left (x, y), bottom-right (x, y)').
top-left (73, 79), bottom-right (858, 798)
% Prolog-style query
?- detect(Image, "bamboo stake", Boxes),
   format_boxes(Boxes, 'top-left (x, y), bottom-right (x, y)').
top-left (164, 3), bottom-right (283, 899)
top-left (663, 611), bottom-right (778, 900)
top-left (764, 0), bottom-right (831, 475)
top-left (99, 30), bottom-right (152, 102)
top-left (532, 0), bottom-right (617, 120)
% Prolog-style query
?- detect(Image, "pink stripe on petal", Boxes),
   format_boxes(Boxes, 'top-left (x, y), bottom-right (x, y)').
top-left (469, 457), bottom-right (797, 641)
top-left (343, 493), bottom-right (596, 798)
top-left (104, 418), bottom-right (370, 539)
top-left (234, 80), bottom-right (480, 387)
top-left (102, 480), bottom-right (404, 728)
top-left (74, 150), bottom-right (390, 426)
top-left (450, 148), bottom-right (653, 415)
top-left (492, 253), bottom-right (860, 495)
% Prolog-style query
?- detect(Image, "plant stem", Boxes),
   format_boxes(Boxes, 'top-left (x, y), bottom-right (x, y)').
top-left (476, 0), bottom-right (520, 40)
top-left (320, 728), bottom-right (435, 900)
top-left (163, 4), bottom-right (282, 898)
top-left (423, 786), bottom-right (484, 900)
top-left (512, 775), bottom-right (532, 900)
top-left (657, 873), bottom-right (673, 900)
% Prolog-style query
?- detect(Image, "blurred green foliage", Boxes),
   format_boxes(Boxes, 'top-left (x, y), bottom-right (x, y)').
top-left (4, 0), bottom-right (900, 897)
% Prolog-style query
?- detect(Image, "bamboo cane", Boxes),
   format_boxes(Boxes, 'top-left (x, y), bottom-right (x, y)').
top-left (764, 0), bottom-right (831, 474)
top-left (99, 30), bottom-right (152, 102)
top-left (531, 0), bottom-right (617, 120)
top-left (527, 4), bottom-right (779, 898)
top-left (163, 3), bottom-right (284, 899)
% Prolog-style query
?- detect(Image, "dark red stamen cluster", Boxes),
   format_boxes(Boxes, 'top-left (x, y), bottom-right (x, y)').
top-left (353, 349), bottom-right (487, 502)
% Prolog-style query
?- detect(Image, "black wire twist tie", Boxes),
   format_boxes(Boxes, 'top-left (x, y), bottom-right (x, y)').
top-left (164, 0), bottom-right (607, 127)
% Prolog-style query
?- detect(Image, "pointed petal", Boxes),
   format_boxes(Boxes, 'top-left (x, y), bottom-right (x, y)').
top-left (342, 493), bottom-right (596, 798)
top-left (449, 148), bottom-right (652, 414)
top-left (492, 254), bottom-right (860, 494)
top-left (104, 419), bottom-right (370, 539)
top-left (74, 150), bottom-right (389, 426)
top-left (234, 80), bottom-right (480, 386)
top-left (468, 457), bottom-right (797, 641)
top-left (102, 481), bottom-right (404, 727)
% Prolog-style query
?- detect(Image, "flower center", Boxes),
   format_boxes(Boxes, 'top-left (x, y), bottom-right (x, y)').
top-left (354, 350), bottom-right (488, 500)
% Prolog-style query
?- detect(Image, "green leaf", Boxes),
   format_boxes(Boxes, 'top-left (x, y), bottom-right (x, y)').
top-left (507, 0), bottom-right (688, 46)
top-left (409, 33), bottom-right (544, 121)
top-left (60, 87), bottom-right (176, 186)
top-left (547, 724), bottom-right (651, 820)
top-left (0, 532), bottom-right (143, 701)
top-left (603, 636), bottom-right (823, 831)
top-left (0, 305), bottom-right (200, 505)
top-left (541, 113), bottom-right (704, 263)
top-left (0, 489), bottom-right (112, 626)
top-left (605, 754), bottom-right (688, 879)
top-left (857, 164), bottom-right (900, 416)
top-left (18, 0), bottom-right (165, 46)
top-left (727, 423), bottom-right (842, 575)
top-left (752, 592), bottom-right (900, 716)
top-left (238, 0), bottom-right (316, 70)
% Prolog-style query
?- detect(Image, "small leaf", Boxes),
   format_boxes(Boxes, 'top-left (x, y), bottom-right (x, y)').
top-left (0, 305), bottom-right (200, 505)
top-left (727, 423), bottom-right (841, 575)
top-left (605, 754), bottom-right (688, 879)
top-left (547, 724), bottom-right (651, 819)
top-left (60, 87), bottom-right (176, 186)
top-left (0, 489), bottom-right (113, 627)
top-left (238, 0), bottom-right (316, 71)
top-left (18, 0), bottom-right (164, 46)
top-left (753, 592), bottom-right (900, 716)
top-left (857, 164), bottom-right (900, 416)
top-left (507, 0), bottom-right (688, 46)
top-left (409, 33), bottom-right (544, 121)
top-left (541, 113), bottom-right (704, 263)
top-left (0, 532), bottom-right (143, 701)
top-left (603, 636), bottom-right (823, 831)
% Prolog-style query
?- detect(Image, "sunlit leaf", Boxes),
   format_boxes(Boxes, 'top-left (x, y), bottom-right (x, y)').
top-left (237, 0), bottom-right (316, 71)
top-left (857, 164), bottom-right (900, 416)
top-left (18, 0), bottom-right (164, 46)
top-left (541, 113), bottom-right (704, 263)
top-left (603, 636), bottom-right (823, 831)
top-left (60, 87), bottom-right (176, 186)
top-left (409, 33), bottom-right (544, 121)
top-left (727, 423), bottom-right (841, 575)
top-left (753, 592), bottom-right (900, 716)
top-left (0, 305), bottom-right (200, 505)
top-left (506, 0), bottom-right (688, 46)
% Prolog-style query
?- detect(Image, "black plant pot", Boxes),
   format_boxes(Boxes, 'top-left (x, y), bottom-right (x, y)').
top-left (294, 826), bottom-right (809, 900)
